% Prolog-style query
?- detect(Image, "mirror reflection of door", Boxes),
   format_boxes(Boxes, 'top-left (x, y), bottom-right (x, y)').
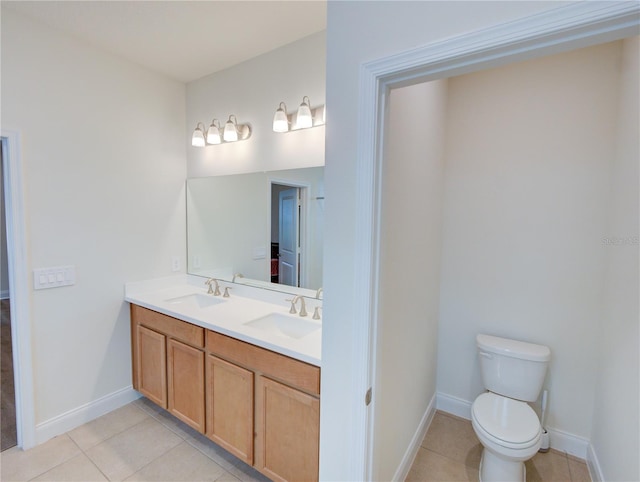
top-left (271, 184), bottom-right (301, 287)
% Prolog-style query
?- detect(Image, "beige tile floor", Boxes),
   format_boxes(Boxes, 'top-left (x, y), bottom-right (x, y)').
top-left (1, 402), bottom-right (592, 482)
top-left (0, 398), bottom-right (271, 482)
top-left (406, 411), bottom-right (592, 482)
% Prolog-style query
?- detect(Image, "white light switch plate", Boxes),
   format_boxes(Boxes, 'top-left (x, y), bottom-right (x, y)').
top-left (33, 266), bottom-right (76, 290)
top-left (171, 256), bottom-right (181, 272)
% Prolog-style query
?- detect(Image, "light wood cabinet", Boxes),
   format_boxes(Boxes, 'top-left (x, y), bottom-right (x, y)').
top-left (168, 338), bottom-right (205, 432)
top-left (206, 354), bottom-right (254, 465)
top-left (255, 376), bottom-right (320, 482)
top-left (131, 303), bottom-right (320, 482)
top-left (131, 304), bottom-right (205, 431)
top-left (135, 324), bottom-right (167, 408)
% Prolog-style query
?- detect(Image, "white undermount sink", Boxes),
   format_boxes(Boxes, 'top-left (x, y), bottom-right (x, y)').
top-left (243, 312), bottom-right (321, 340)
top-left (164, 293), bottom-right (225, 309)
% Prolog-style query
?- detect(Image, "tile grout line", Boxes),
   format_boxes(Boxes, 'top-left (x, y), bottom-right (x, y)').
top-left (132, 400), bottom-right (270, 481)
top-left (120, 439), bottom-right (190, 482)
top-left (63, 406), bottom-right (153, 482)
top-left (56, 403), bottom-right (165, 482)
top-left (69, 428), bottom-right (117, 482)
top-left (24, 434), bottom-right (81, 482)
top-left (131, 402), bottom-right (243, 481)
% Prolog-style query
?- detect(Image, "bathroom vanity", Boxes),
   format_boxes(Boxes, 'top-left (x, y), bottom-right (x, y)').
top-left (125, 276), bottom-right (321, 482)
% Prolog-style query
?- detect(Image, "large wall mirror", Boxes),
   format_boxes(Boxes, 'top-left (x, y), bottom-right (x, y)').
top-left (187, 167), bottom-right (324, 296)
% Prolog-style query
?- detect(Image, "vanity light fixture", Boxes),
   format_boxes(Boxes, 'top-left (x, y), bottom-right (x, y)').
top-left (191, 115), bottom-right (251, 147)
top-left (206, 119), bottom-right (222, 145)
top-left (191, 122), bottom-right (206, 147)
top-left (272, 96), bottom-right (326, 133)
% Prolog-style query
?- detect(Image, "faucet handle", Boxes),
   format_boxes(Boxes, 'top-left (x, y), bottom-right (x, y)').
top-left (286, 298), bottom-right (297, 314)
top-left (223, 287), bottom-right (232, 298)
top-left (313, 306), bottom-right (321, 320)
top-left (298, 299), bottom-right (308, 317)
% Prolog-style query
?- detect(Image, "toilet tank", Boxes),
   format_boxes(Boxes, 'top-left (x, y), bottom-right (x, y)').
top-left (477, 334), bottom-right (551, 402)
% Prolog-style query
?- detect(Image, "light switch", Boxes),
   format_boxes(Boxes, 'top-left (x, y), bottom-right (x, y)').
top-left (33, 266), bottom-right (76, 290)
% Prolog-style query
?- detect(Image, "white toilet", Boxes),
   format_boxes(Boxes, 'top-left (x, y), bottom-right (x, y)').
top-left (471, 334), bottom-right (551, 482)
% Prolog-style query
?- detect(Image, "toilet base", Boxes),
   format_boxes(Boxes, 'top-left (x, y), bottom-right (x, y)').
top-left (479, 449), bottom-right (526, 482)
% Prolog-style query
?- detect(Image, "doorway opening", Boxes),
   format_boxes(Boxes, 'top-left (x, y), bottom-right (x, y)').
top-left (1, 141), bottom-right (17, 451)
top-left (335, 4), bottom-right (639, 481)
top-left (270, 181), bottom-right (307, 288)
top-left (1, 130), bottom-right (36, 450)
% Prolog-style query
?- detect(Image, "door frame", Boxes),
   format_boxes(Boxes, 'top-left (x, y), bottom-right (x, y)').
top-left (1, 130), bottom-right (36, 449)
top-left (349, 3), bottom-right (639, 480)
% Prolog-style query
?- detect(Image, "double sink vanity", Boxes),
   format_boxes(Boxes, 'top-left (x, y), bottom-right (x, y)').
top-left (125, 275), bottom-right (322, 482)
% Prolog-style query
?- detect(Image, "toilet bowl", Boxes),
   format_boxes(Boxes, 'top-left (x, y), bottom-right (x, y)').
top-left (472, 392), bottom-right (542, 481)
top-left (471, 334), bottom-right (551, 482)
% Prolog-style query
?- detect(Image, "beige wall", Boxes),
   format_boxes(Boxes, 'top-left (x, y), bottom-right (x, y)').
top-left (437, 40), bottom-right (622, 441)
top-left (590, 35), bottom-right (639, 482)
top-left (371, 39), bottom-right (632, 477)
top-left (372, 80), bottom-right (447, 481)
top-left (1, 9), bottom-right (186, 431)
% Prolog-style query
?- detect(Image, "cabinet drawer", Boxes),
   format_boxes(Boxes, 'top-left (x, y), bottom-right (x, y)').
top-left (207, 330), bottom-right (320, 396)
top-left (132, 305), bottom-right (204, 348)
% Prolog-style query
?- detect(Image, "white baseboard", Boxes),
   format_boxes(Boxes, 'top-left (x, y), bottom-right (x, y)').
top-left (35, 386), bottom-right (141, 445)
top-left (546, 426), bottom-right (589, 460)
top-left (586, 443), bottom-right (604, 482)
top-left (435, 391), bottom-right (589, 459)
top-left (393, 393), bottom-right (437, 482)
top-left (436, 392), bottom-right (472, 420)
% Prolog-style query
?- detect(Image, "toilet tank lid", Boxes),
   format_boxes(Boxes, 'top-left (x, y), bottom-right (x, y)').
top-left (477, 334), bottom-right (550, 362)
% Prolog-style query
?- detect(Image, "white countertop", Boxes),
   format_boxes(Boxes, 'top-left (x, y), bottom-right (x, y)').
top-left (125, 275), bottom-right (321, 367)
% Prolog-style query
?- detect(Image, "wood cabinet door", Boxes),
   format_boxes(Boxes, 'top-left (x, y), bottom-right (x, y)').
top-left (136, 325), bottom-right (167, 408)
top-left (167, 339), bottom-right (205, 432)
top-left (206, 355), bottom-right (254, 465)
top-left (255, 376), bottom-right (320, 482)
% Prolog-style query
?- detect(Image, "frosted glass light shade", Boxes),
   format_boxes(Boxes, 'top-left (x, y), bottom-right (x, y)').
top-left (223, 117), bottom-right (238, 142)
top-left (191, 124), bottom-right (206, 147)
top-left (296, 96), bottom-right (313, 129)
top-left (273, 103), bottom-right (289, 132)
top-left (207, 121), bottom-right (221, 144)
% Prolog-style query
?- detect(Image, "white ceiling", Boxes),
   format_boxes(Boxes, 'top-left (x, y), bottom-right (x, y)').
top-left (3, 1), bottom-right (327, 83)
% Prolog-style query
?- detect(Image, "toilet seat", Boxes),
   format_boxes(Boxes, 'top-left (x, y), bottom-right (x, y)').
top-left (472, 392), bottom-right (541, 450)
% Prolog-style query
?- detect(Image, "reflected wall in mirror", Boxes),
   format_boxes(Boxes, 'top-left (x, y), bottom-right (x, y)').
top-left (187, 167), bottom-right (324, 296)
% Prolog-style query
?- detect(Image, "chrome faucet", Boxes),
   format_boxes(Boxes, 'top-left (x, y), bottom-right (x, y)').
top-left (232, 273), bottom-right (244, 283)
top-left (288, 295), bottom-right (308, 317)
top-left (315, 287), bottom-right (323, 300)
top-left (205, 278), bottom-right (221, 296)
